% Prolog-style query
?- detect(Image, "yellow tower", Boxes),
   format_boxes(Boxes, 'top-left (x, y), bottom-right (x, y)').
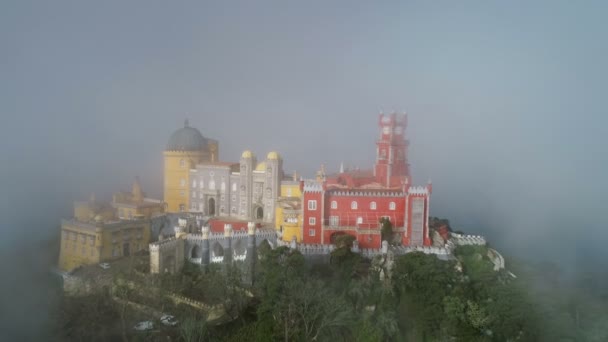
top-left (164, 120), bottom-right (218, 212)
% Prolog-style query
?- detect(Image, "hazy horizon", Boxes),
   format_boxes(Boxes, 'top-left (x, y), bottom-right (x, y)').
top-left (1, 4), bottom-right (608, 338)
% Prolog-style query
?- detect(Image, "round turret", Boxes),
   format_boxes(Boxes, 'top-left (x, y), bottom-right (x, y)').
top-left (267, 151), bottom-right (280, 160)
top-left (166, 120), bottom-right (208, 151)
top-left (241, 150), bottom-right (253, 159)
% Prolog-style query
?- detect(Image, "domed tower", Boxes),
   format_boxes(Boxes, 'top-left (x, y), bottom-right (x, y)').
top-left (164, 120), bottom-right (217, 212)
top-left (239, 150), bottom-right (256, 219)
top-left (265, 151), bottom-right (283, 222)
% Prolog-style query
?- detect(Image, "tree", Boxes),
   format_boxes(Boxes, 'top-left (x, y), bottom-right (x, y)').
top-left (379, 217), bottom-right (393, 243)
top-left (179, 316), bottom-right (209, 342)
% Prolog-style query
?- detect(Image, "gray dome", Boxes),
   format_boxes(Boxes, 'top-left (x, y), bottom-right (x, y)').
top-left (166, 120), bottom-right (208, 151)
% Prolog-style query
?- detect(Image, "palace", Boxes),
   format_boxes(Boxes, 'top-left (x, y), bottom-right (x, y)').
top-left (59, 110), bottom-right (439, 273)
top-left (293, 112), bottom-right (432, 248)
top-left (161, 112), bottom-right (431, 250)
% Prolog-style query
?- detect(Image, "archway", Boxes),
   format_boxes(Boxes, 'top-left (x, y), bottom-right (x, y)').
top-left (257, 239), bottom-right (271, 259)
top-left (212, 242), bottom-right (224, 257)
top-left (233, 239), bottom-right (246, 258)
top-left (163, 255), bottom-right (175, 273)
top-left (208, 198), bottom-right (216, 216)
top-left (190, 245), bottom-right (201, 259)
top-left (256, 207), bottom-right (263, 220)
top-left (330, 232), bottom-right (347, 244)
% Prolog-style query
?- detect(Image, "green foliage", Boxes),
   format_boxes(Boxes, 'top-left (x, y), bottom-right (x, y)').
top-left (379, 217), bottom-right (393, 242)
top-left (178, 317), bottom-right (209, 342)
top-left (334, 234), bottom-right (356, 249)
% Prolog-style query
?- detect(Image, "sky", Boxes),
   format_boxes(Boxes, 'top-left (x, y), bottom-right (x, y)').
top-left (1, 0), bottom-right (608, 318)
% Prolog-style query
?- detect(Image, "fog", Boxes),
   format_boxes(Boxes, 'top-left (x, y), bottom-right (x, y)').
top-left (1, 1), bottom-right (607, 339)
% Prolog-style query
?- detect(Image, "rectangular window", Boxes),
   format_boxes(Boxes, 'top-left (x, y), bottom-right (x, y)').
top-left (329, 216), bottom-right (339, 227)
top-left (309, 229), bottom-right (316, 237)
top-left (309, 217), bottom-right (316, 225)
top-left (389, 202), bottom-right (396, 210)
top-left (307, 200), bottom-right (317, 210)
top-left (287, 188), bottom-right (292, 197)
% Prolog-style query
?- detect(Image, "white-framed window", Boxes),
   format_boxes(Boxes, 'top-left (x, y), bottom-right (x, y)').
top-left (331, 200), bottom-right (337, 209)
top-left (287, 188), bottom-right (292, 196)
top-left (180, 178), bottom-right (186, 187)
top-left (199, 203), bottom-right (205, 212)
top-left (370, 201), bottom-right (377, 210)
top-left (351, 201), bottom-right (358, 210)
top-left (221, 182), bottom-right (226, 192)
top-left (180, 159), bottom-right (185, 168)
top-left (192, 180), bottom-right (197, 188)
top-left (209, 180), bottom-right (216, 190)
top-left (309, 217), bottom-right (316, 225)
top-left (308, 200), bottom-right (317, 210)
top-left (389, 202), bottom-right (396, 210)
top-left (200, 178), bottom-right (204, 189)
top-left (309, 229), bottom-right (316, 237)
top-left (357, 217), bottom-right (363, 224)
top-left (232, 183), bottom-right (237, 192)
top-left (329, 216), bottom-right (339, 227)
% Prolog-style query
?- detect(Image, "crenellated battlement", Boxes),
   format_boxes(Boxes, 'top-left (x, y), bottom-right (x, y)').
top-left (149, 237), bottom-right (180, 251)
top-left (329, 190), bottom-right (404, 197)
top-left (408, 186), bottom-right (429, 195)
top-left (303, 180), bottom-right (323, 192)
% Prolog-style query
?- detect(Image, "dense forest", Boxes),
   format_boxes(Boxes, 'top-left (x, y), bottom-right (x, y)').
top-left (50, 228), bottom-right (608, 341)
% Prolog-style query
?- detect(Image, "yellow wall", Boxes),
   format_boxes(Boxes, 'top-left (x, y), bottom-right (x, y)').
top-left (116, 204), bottom-right (163, 220)
top-left (163, 151), bottom-right (204, 212)
top-left (59, 220), bottom-right (151, 272)
top-left (275, 206), bottom-right (302, 242)
top-left (280, 183), bottom-right (302, 198)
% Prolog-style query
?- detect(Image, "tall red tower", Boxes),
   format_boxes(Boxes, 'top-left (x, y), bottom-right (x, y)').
top-left (374, 112), bottom-right (410, 187)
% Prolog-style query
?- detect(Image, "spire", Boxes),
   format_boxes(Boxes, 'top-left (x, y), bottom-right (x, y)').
top-left (339, 162), bottom-right (344, 174)
top-left (184, 118), bottom-right (189, 128)
top-left (132, 176), bottom-right (144, 202)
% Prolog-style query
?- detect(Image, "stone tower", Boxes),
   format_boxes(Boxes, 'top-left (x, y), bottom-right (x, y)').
top-left (239, 151), bottom-right (255, 219)
top-left (164, 120), bottom-right (218, 212)
top-left (374, 112), bottom-right (410, 188)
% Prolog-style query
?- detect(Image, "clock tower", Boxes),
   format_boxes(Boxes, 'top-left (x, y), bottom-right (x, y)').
top-left (374, 112), bottom-right (410, 187)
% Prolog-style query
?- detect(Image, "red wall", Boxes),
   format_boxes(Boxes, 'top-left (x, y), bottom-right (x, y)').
top-left (302, 191), bottom-right (323, 244)
top-left (324, 193), bottom-right (405, 228)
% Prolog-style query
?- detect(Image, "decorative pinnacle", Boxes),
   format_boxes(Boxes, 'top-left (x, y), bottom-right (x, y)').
top-left (184, 118), bottom-right (189, 127)
top-left (201, 226), bottom-right (209, 239)
top-left (247, 222), bottom-right (256, 235)
top-left (224, 224), bottom-right (233, 237)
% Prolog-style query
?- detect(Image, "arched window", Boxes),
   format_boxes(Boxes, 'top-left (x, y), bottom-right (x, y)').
top-left (192, 180), bottom-right (197, 188)
top-left (221, 182), bottom-right (226, 192)
top-left (232, 183), bottom-right (237, 192)
top-left (209, 180), bottom-right (215, 190)
top-left (351, 201), bottom-right (358, 210)
top-left (389, 202), bottom-right (396, 210)
top-left (331, 201), bottom-right (337, 209)
top-left (370, 201), bottom-right (377, 210)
